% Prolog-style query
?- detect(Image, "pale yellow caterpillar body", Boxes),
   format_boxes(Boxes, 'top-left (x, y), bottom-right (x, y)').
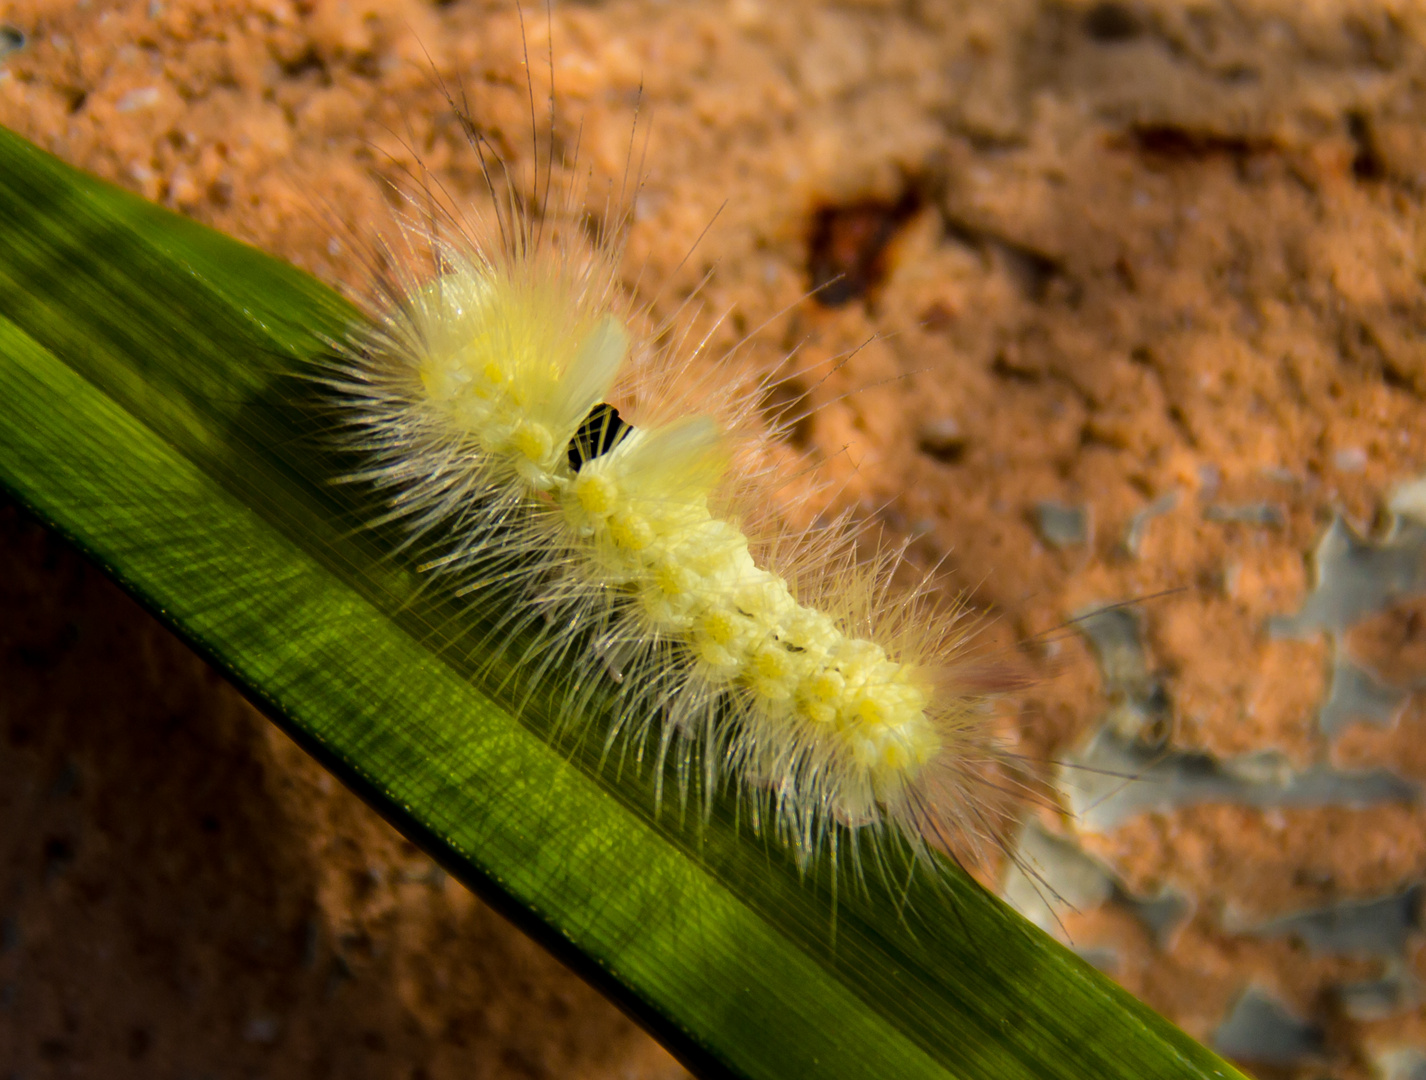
top-left (324, 84), bottom-right (1017, 880)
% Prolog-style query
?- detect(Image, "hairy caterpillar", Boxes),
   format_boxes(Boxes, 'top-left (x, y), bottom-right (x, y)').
top-left (321, 67), bottom-right (1022, 883)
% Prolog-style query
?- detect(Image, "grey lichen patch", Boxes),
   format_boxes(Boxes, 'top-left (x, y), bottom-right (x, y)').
top-left (1073, 945), bottom-right (1121, 974)
top-left (0, 25), bottom-right (23, 64)
top-left (1269, 483), bottom-right (1426, 741)
top-left (1202, 502), bottom-right (1286, 528)
top-left (1225, 883), bottom-right (1422, 958)
top-left (1317, 655), bottom-right (1410, 738)
top-left (1376, 1046), bottom-right (1426, 1080)
top-left (1001, 821), bottom-right (1192, 944)
top-left (1002, 823), bottom-right (1113, 931)
top-left (1036, 496), bottom-right (1426, 1057)
top-left (1338, 967), bottom-right (1420, 1022)
top-left (1131, 889), bottom-right (1194, 947)
top-left (1054, 562), bottom-right (1417, 855)
top-left (1391, 478), bottom-right (1426, 525)
top-left (1122, 491), bottom-right (1177, 558)
top-left (915, 416), bottom-right (966, 464)
top-left (1212, 987), bottom-right (1325, 1067)
top-left (1063, 732), bottom-right (1416, 832)
top-left (1271, 514), bottom-right (1426, 638)
top-left (1239, 898), bottom-right (1424, 1025)
top-left (1073, 604), bottom-right (1171, 748)
top-left (1032, 500), bottom-right (1091, 549)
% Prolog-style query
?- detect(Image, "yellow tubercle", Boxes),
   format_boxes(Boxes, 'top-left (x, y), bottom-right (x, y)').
top-left (509, 420), bottom-right (554, 467)
top-left (750, 645), bottom-right (796, 702)
top-left (573, 472), bottom-right (618, 518)
top-left (609, 512), bottom-right (655, 552)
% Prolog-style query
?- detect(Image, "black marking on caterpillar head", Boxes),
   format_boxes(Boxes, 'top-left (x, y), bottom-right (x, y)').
top-left (568, 402), bottom-right (632, 472)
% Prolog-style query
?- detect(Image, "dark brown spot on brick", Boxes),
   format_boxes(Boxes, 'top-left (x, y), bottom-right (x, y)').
top-left (1347, 112), bottom-right (1385, 182)
top-left (1083, 2), bottom-right (1142, 41)
top-left (807, 185), bottom-right (922, 307)
top-left (1120, 124), bottom-right (1276, 162)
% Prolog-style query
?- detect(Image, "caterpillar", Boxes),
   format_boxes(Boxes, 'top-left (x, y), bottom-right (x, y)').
top-left (321, 86), bottom-right (1021, 882)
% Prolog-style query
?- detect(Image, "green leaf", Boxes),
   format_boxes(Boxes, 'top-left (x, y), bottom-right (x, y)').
top-left (0, 125), bottom-right (1247, 1080)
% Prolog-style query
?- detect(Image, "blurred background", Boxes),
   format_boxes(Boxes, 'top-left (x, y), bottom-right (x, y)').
top-left (2, 1), bottom-right (1425, 1077)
